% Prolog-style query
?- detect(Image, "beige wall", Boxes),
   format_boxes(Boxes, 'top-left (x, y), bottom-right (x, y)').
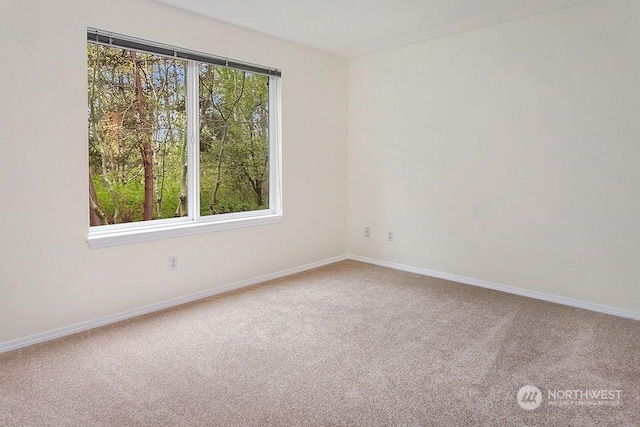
top-left (348, 0), bottom-right (640, 313)
top-left (0, 0), bottom-right (348, 343)
top-left (2, 0), bottom-right (638, 347)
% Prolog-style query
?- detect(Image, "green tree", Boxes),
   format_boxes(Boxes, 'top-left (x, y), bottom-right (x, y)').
top-left (88, 42), bottom-right (268, 225)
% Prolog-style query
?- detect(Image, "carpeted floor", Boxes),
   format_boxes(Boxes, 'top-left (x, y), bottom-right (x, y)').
top-left (1, 260), bottom-right (638, 426)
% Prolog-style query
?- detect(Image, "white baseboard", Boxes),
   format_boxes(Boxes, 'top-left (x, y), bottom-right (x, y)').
top-left (3, 253), bottom-right (637, 354)
top-left (348, 255), bottom-right (640, 321)
top-left (0, 255), bottom-right (348, 354)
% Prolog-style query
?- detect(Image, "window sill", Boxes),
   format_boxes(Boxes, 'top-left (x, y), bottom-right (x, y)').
top-left (87, 213), bottom-right (284, 249)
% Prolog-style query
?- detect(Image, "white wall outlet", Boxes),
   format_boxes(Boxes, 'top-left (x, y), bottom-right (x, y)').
top-left (365, 227), bottom-right (371, 238)
top-left (169, 255), bottom-right (178, 271)
top-left (387, 231), bottom-right (394, 241)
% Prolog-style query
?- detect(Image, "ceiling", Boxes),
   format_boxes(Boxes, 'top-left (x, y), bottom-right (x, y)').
top-left (153, 0), bottom-right (596, 57)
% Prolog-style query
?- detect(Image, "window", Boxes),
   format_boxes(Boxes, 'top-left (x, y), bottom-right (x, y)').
top-left (87, 29), bottom-right (282, 248)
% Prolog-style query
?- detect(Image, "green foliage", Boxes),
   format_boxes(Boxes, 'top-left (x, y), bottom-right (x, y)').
top-left (198, 65), bottom-right (269, 215)
top-left (88, 42), bottom-right (270, 226)
top-left (92, 174), bottom-right (181, 223)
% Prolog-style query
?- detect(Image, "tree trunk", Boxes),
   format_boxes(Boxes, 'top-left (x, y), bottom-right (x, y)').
top-left (210, 123), bottom-right (227, 215)
top-left (209, 73), bottom-right (247, 215)
top-left (255, 181), bottom-right (263, 207)
top-left (141, 142), bottom-right (154, 221)
top-left (89, 172), bottom-right (108, 226)
top-left (131, 51), bottom-right (154, 221)
top-left (243, 170), bottom-right (263, 207)
top-left (89, 43), bottom-right (119, 223)
top-left (175, 137), bottom-right (188, 217)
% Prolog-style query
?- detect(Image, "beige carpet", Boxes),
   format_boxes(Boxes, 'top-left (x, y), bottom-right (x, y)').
top-left (1, 260), bottom-right (638, 426)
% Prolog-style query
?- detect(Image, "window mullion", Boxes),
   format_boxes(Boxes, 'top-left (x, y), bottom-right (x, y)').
top-left (187, 60), bottom-right (200, 221)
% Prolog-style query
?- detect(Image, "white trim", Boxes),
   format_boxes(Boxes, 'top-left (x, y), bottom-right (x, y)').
top-left (348, 255), bottom-right (640, 321)
top-left (87, 213), bottom-right (284, 248)
top-left (269, 75), bottom-right (283, 216)
top-left (0, 255), bottom-right (348, 354)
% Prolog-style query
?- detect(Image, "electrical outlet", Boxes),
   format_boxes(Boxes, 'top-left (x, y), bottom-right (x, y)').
top-left (387, 231), bottom-right (394, 241)
top-left (364, 227), bottom-right (371, 238)
top-left (169, 255), bottom-right (178, 271)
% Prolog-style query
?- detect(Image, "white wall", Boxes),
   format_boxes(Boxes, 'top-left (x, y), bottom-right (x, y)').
top-left (348, 0), bottom-right (640, 313)
top-left (0, 0), bottom-right (348, 344)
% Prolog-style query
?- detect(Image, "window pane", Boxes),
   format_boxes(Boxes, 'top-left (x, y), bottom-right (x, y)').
top-left (199, 65), bottom-right (269, 216)
top-left (88, 43), bottom-right (187, 226)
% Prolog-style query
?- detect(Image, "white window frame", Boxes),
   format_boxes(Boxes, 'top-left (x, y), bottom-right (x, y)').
top-left (87, 31), bottom-right (283, 249)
